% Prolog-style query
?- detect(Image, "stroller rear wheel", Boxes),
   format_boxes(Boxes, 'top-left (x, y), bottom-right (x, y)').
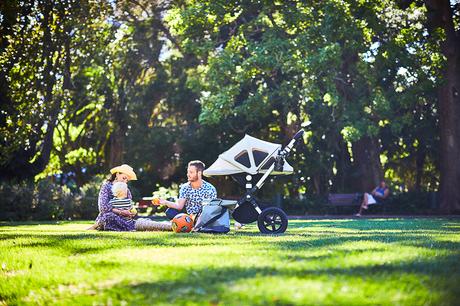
top-left (257, 207), bottom-right (288, 234)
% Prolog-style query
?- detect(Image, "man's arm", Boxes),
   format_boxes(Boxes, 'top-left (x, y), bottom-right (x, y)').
top-left (159, 198), bottom-right (186, 210)
top-left (370, 187), bottom-right (378, 196)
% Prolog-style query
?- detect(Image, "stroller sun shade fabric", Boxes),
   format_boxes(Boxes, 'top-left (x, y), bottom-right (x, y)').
top-left (203, 134), bottom-right (294, 176)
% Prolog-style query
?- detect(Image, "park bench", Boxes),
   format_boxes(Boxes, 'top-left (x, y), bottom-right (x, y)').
top-left (326, 193), bottom-right (362, 214)
top-left (326, 193), bottom-right (391, 214)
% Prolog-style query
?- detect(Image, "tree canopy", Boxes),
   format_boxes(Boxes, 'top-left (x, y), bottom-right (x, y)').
top-left (1, 0), bottom-right (459, 212)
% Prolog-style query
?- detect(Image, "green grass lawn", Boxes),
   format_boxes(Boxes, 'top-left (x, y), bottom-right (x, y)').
top-left (1, 218), bottom-right (459, 305)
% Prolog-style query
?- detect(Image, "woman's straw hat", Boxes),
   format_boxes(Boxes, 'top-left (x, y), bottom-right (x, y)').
top-left (110, 164), bottom-right (137, 180)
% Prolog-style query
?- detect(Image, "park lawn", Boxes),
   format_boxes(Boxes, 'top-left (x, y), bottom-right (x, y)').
top-left (1, 218), bottom-right (459, 306)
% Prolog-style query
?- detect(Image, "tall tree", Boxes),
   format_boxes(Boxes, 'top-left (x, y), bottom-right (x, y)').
top-left (424, 0), bottom-right (460, 212)
top-left (0, 0), bottom-right (115, 180)
top-left (167, 0), bottom-right (439, 195)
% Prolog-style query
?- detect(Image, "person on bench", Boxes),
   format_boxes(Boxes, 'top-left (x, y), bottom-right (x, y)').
top-left (355, 180), bottom-right (390, 217)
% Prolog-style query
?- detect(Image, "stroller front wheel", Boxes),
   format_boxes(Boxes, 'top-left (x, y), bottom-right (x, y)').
top-left (257, 207), bottom-right (288, 234)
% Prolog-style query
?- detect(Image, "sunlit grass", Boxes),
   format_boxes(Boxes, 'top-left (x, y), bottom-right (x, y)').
top-left (1, 218), bottom-right (459, 305)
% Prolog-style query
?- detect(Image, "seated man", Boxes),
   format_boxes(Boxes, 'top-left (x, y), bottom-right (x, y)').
top-left (156, 160), bottom-right (217, 220)
top-left (356, 180), bottom-right (390, 217)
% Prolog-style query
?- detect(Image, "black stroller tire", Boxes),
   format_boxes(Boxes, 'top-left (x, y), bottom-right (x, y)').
top-left (257, 207), bottom-right (288, 234)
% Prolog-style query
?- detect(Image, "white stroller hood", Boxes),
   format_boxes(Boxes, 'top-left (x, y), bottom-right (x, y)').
top-left (203, 134), bottom-right (294, 176)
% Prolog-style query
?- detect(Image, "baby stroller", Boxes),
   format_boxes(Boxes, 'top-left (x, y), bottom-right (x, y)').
top-left (203, 130), bottom-right (304, 234)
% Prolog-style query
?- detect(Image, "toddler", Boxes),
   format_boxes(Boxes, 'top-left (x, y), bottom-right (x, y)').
top-left (87, 182), bottom-right (134, 230)
top-left (109, 182), bottom-right (135, 217)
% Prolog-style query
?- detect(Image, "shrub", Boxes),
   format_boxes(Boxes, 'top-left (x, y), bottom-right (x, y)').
top-left (0, 176), bottom-right (104, 221)
top-left (0, 181), bottom-right (35, 221)
top-left (32, 179), bottom-right (70, 220)
top-left (384, 191), bottom-right (437, 214)
top-left (0, 177), bottom-right (442, 221)
top-left (71, 176), bottom-right (104, 220)
top-left (282, 191), bottom-right (438, 215)
top-left (282, 194), bottom-right (329, 215)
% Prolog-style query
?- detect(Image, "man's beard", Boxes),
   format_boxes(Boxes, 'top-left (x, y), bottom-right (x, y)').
top-left (188, 175), bottom-right (198, 182)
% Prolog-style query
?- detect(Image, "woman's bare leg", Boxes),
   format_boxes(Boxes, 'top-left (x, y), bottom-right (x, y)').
top-left (86, 223), bottom-right (99, 230)
top-left (357, 193), bottom-right (369, 215)
top-left (135, 218), bottom-right (172, 231)
top-left (362, 193), bottom-right (369, 210)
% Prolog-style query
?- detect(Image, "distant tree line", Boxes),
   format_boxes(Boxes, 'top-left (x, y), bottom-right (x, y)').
top-left (0, 0), bottom-right (458, 213)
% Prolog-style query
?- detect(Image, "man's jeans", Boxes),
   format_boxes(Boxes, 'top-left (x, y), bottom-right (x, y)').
top-left (165, 208), bottom-right (182, 220)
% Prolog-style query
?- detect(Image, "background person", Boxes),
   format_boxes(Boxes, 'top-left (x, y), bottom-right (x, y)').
top-left (356, 180), bottom-right (390, 217)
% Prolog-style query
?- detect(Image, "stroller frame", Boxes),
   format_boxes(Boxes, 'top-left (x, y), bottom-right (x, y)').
top-left (210, 129), bottom-right (305, 234)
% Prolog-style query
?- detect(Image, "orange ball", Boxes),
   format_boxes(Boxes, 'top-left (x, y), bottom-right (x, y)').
top-left (171, 213), bottom-right (194, 233)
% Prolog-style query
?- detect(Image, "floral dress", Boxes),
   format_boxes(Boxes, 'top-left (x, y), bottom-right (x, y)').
top-left (95, 181), bottom-right (135, 231)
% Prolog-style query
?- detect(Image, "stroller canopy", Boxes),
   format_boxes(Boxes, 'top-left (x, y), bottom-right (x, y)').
top-left (203, 135), bottom-right (294, 176)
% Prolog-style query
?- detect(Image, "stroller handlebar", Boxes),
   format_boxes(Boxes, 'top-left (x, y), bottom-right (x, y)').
top-left (254, 130), bottom-right (305, 190)
top-left (293, 129), bottom-right (305, 141)
top-left (278, 129), bottom-right (305, 158)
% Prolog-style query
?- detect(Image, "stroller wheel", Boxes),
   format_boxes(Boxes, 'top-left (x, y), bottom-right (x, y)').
top-left (257, 207), bottom-right (288, 234)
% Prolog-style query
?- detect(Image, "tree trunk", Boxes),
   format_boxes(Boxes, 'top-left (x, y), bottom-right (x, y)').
top-left (415, 146), bottom-right (426, 192)
top-left (425, 0), bottom-right (460, 213)
top-left (108, 127), bottom-right (124, 168)
top-left (108, 83), bottom-right (128, 168)
top-left (333, 134), bottom-right (355, 192)
top-left (333, 47), bottom-right (383, 193)
top-left (30, 0), bottom-right (59, 174)
top-left (312, 174), bottom-right (322, 195)
top-left (352, 136), bottom-right (383, 192)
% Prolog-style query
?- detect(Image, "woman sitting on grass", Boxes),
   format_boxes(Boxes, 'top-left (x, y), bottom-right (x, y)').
top-left (91, 164), bottom-right (171, 231)
top-left (93, 164), bottom-right (138, 231)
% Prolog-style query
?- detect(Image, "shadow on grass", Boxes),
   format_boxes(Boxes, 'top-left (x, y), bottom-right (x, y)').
top-left (84, 253), bottom-right (460, 305)
top-left (1, 219), bottom-right (459, 305)
top-left (4, 232), bottom-right (457, 259)
top-left (0, 231), bottom-right (251, 255)
top-left (288, 218), bottom-right (460, 232)
top-left (272, 232), bottom-right (460, 252)
top-left (1, 219), bottom-right (458, 256)
top-left (0, 220), bottom-right (87, 226)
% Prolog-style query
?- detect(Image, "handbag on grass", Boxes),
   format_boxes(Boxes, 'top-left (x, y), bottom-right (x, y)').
top-left (194, 199), bottom-right (230, 233)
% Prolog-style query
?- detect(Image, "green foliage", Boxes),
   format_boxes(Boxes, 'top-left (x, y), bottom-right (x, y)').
top-left (165, 0), bottom-right (441, 194)
top-left (384, 191), bottom-right (438, 214)
top-left (0, 181), bottom-right (35, 221)
top-left (0, 177), bottom-right (102, 221)
top-left (282, 191), bottom-right (439, 215)
top-left (0, 0), bottom-right (451, 203)
top-left (282, 195), bottom-right (329, 215)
